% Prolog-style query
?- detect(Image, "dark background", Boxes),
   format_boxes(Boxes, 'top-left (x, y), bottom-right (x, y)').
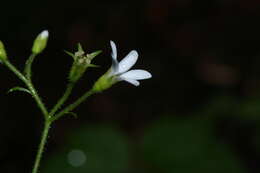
top-left (1, 0), bottom-right (260, 172)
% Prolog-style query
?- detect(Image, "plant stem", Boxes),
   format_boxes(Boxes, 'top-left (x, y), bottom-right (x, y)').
top-left (26, 81), bottom-right (48, 118)
top-left (4, 60), bottom-right (48, 118)
top-left (4, 60), bottom-right (27, 83)
top-left (4, 59), bottom-right (50, 173)
top-left (24, 53), bottom-right (37, 79)
top-left (32, 120), bottom-right (51, 173)
top-left (48, 82), bottom-right (75, 117)
top-left (50, 89), bottom-right (95, 122)
top-left (3, 57), bottom-right (96, 173)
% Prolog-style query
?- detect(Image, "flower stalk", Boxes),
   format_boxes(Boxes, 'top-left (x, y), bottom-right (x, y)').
top-left (32, 120), bottom-right (51, 173)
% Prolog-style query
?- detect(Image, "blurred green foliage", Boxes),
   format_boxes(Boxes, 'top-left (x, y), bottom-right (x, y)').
top-left (142, 117), bottom-right (246, 173)
top-left (43, 115), bottom-right (250, 173)
top-left (43, 126), bottom-right (129, 173)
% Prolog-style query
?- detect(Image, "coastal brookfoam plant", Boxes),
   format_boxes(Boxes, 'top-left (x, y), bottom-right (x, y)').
top-left (0, 30), bottom-right (152, 173)
top-left (93, 40), bottom-right (152, 92)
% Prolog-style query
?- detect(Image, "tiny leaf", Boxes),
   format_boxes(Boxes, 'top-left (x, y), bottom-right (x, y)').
top-left (87, 50), bottom-right (102, 60)
top-left (63, 111), bottom-right (78, 119)
top-left (8, 87), bottom-right (31, 95)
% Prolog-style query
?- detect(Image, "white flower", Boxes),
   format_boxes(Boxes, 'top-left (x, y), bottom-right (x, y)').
top-left (92, 41), bottom-right (152, 92)
top-left (108, 40), bottom-right (152, 86)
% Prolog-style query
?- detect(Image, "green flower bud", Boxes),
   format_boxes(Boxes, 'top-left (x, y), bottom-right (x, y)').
top-left (68, 43), bottom-right (101, 83)
top-left (0, 41), bottom-right (7, 61)
top-left (32, 30), bottom-right (49, 54)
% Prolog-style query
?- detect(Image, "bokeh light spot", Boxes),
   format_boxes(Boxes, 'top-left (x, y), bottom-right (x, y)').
top-left (67, 149), bottom-right (86, 167)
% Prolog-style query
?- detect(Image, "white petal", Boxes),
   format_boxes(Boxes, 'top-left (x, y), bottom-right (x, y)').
top-left (120, 77), bottom-right (140, 86)
top-left (110, 41), bottom-right (119, 74)
top-left (118, 50), bottom-right (138, 73)
top-left (110, 40), bottom-right (117, 60)
top-left (111, 57), bottom-right (119, 75)
top-left (120, 69), bottom-right (152, 80)
top-left (40, 30), bottom-right (49, 38)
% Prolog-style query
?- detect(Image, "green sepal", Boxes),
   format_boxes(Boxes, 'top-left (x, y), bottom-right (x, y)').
top-left (88, 64), bottom-right (100, 68)
top-left (92, 70), bottom-right (117, 92)
top-left (77, 43), bottom-right (83, 52)
top-left (7, 86), bottom-right (31, 95)
top-left (87, 50), bottom-right (102, 60)
top-left (68, 60), bottom-right (87, 82)
top-left (64, 50), bottom-right (75, 60)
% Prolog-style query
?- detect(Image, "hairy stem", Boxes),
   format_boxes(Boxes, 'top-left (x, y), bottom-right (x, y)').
top-left (51, 89), bottom-right (95, 122)
top-left (24, 53), bottom-right (37, 79)
top-left (32, 120), bottom-right (51, 173)
top-left (48, 82), bottom-right (75, 117)
top-left (4, 60), bottom-right (27, 83)
top-left (4, 60), bottom-right (48, 118)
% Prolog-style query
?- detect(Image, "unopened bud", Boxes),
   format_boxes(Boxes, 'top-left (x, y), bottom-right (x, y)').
top-left (32, 30), bottom-right (49, 54)
top-left (0, 41), bottom-right (7, 62)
